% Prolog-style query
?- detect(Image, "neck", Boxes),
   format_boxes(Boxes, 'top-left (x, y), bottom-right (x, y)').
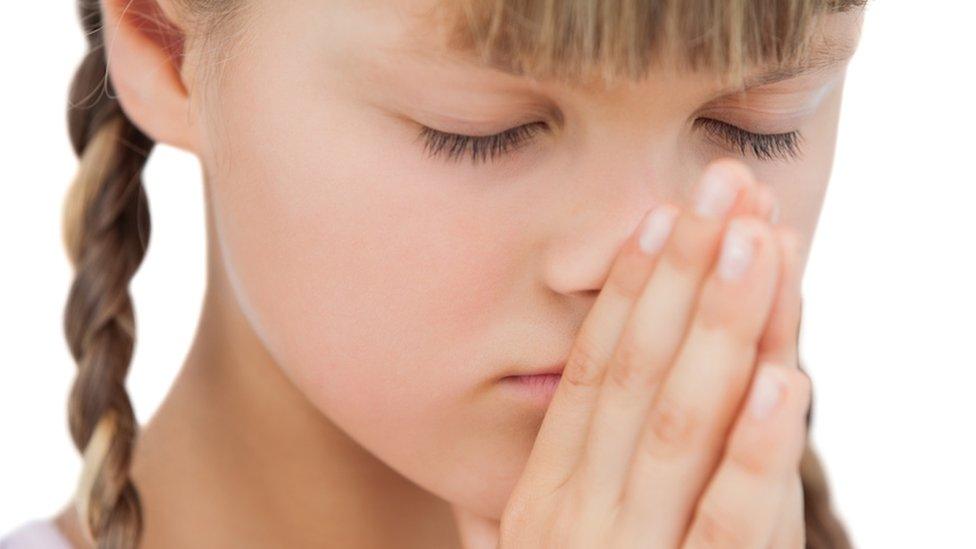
top-left (58, 198), bottom-right (461, 549)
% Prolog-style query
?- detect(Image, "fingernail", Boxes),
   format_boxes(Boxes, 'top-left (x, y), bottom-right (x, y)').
top-left (695, 164), bottom-right (740, 219)
top-left (718, 219), bottom-right (756, 281)
top-left (638, 204), bottom-right (679, 255)
top-left (748, 364), bottom-right (786, 420)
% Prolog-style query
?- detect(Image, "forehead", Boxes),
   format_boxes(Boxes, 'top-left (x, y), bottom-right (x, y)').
top-left (379, 0), bottom-right (864, 90)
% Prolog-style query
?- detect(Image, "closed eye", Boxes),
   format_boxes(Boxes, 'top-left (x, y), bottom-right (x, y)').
top-left (416, 121), bottom-right (549, 165)
top-left (415, 118), bottom-right (805, 165)
top-left (693, 118), bottom-right (805, 162)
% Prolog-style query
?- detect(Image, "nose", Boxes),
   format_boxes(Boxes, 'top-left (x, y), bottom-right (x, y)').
top-left (541, 157), bottom-right (765, 297)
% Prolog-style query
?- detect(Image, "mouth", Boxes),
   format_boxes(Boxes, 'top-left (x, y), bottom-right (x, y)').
top-left (499, 362), bottom-right (565, 407)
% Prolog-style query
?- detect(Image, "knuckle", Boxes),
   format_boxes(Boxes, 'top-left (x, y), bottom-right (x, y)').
top-left (563, 336), bottom-right (607, 389)
top-left (661, 226), bottom-right (712, 274)
top-left (604, 264), bottom-right (646, 303)
top-left (611, 329), bottom-right (643, 374)
top-left (690, 498), bottom-right (751, 548)
top-left (679, 318), bottom-right (759, 383)
top-left (606, 331), bottom-right (663, 394)
top-left (726, 434), bottom-right (775, 478)
top-left (693, 285), bottom-right (749, 338)
top-left (642, 394), bottom-right (701, 458)
top-left (723, 321), bottom-right (760, 355)
top-left (691, 281), bottom-right (765, 350)
top-left (692, 285), bottom-right (728, 330)
top-left (606, 355), bottom-right (642, 395)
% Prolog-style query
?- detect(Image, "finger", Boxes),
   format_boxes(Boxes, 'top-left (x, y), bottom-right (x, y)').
top-left (755, 222), bottom-right (809, 549)
top-left (515, 200), bottom-right (679, 494)
top-left (681, 362), bottom-right (812, 549)
top-left (754, 183), bottom-right (778, 225)
top-left (618, 216), bottom-right (782, 546)
top-left (768, 473), bottom-right (806, 549)
top-left (756, 226), bottom-right (804, 370)
top-left (574, 159), bottom-right (762, 504)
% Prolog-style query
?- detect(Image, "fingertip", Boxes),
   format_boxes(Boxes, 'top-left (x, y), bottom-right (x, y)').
top-left (746, 362), bottom-right (788, 421)
top-left (758, 363), bottom-right (813, 430)
top-left (701, 158), bottom-right (759, 212)
top-left (708, 156), bottom-right (758, 189)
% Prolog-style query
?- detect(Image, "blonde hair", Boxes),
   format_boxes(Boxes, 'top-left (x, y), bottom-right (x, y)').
top-left (435, 0), bottom-right (866, 88)
top-left (65, 0), bottom-right (864, 547)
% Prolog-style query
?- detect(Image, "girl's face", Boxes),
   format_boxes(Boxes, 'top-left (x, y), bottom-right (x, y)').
top-left (191, 0), bottom-right (862, 519)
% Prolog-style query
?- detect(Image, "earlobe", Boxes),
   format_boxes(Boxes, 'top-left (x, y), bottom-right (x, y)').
top-left (99, 0), bottom-right (200, 153)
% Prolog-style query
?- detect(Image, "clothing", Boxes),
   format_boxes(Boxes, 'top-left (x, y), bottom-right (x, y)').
top-left (0, 518), bottom-right (72, 549)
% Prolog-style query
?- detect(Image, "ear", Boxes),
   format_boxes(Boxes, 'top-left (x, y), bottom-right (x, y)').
top-left (99, 0), bottom-right (201, 153)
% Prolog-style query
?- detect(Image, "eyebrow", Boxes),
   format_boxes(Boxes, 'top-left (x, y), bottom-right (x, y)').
top-left (713, 38), bottom-right (859, 96)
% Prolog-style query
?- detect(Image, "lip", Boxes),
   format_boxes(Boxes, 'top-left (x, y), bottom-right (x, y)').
top-left (506, 361), bottom-right (566, 378)
top-left (499, 361), bottom-right (566, 407)
top-left (499, 373), bottom-right (562, 407)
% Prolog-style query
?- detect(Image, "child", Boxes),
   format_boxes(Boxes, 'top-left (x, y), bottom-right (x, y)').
top-left (1, 0), bottom-right (866, 547)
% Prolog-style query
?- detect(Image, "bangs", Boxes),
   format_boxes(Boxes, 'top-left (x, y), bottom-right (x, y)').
top-left (430, 0), bottom-right (868, 88)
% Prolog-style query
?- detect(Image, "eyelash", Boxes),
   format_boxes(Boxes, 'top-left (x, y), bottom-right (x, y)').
top-left (417, 122), bottom-right (548, 165)
top-left (691, 118), bottom-right (804, 163)
top-left (417, 118), bottom-right (803, 165)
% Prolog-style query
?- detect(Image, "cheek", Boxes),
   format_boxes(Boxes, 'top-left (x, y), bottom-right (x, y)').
top-left (208, 83), bottom-right (505, 399)
top-left (199, 42), bottom-right (529, 517)
top-left (755, 81), bottom-right (846, 257)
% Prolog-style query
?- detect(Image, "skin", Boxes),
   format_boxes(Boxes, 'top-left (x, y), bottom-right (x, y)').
top-left (459, 167), bottom-right (809, 548)
top-left (54, 0), bottom-right (863, 547)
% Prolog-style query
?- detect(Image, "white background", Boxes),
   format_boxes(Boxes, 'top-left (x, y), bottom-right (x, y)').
top-left (2, 2), bottom-right (974, 547)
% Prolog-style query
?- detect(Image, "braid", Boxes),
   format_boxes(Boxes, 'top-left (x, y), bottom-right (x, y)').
top-left (800, 444), bottom-right (853, 549)
top-left (63, 2), bottom-right (156, 547)
top-left (797, 297), bottom-right (854, 549)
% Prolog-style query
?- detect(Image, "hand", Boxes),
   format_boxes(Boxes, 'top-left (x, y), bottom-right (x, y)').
top-left (453, 158), bottom-right (809, 549)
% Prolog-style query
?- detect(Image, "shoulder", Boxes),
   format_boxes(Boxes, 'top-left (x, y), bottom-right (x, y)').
top-left (0, 518), bottom-right (73, 549)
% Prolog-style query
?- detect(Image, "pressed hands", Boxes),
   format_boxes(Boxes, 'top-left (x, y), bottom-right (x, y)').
top-left (455, 158), bottom-right (810, 549)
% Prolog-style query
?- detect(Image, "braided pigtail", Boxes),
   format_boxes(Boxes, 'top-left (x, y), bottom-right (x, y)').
top-left (799, 370), bottom-right (854, 549)
top-left (796, 297), bottom-right (854, 549)
top-left (63, 2), bottom-right (157, 547)
top-left (800, 443), bottom-right (853, 549)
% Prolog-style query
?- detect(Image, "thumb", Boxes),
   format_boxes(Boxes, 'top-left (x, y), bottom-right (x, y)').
top-left (450, 504), bottom-right (501, 549)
